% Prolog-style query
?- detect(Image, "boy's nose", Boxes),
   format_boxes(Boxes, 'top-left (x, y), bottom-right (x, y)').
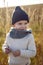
top-left (20, 26), bottom-right (26, 29)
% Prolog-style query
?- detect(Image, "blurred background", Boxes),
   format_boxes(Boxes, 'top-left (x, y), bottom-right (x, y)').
top-left (0, 1), bottom-right (43, 65)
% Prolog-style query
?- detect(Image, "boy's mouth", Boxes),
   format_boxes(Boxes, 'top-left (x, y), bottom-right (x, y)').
top-left (18, 28), bottom-right (26, 31)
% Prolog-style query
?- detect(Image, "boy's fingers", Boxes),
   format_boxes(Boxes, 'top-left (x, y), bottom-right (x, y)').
top-left (13, 50), bottom-right (20, 57)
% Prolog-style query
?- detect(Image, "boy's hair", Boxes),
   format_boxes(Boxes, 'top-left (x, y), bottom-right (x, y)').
top-left (12, 6), bottom-right (29, 25)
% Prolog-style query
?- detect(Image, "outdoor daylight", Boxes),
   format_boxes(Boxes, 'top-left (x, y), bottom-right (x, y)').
top-left (0, 0), bottom-right (43, 65)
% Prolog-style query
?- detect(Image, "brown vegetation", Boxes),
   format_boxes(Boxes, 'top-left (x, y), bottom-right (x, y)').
top-left (0, 4), bottom-right (43, 65)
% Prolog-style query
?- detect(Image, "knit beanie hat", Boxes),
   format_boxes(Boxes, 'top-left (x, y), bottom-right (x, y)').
top-left (12, 6), bottom-right (29, 25)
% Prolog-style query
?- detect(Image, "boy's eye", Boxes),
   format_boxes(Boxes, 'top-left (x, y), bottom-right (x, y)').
top-left (25, 23), bottom-right (27, 24)
top-left (18, 23), bottom-right (27, 25)
top-left (18, 23), bottom-right (22, 25)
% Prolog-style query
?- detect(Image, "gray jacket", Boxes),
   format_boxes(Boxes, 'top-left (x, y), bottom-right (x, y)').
top-left (2, 27), bottom-right (36, 65)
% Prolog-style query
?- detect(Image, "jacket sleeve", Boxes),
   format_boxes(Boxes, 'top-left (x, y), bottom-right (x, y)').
top-left (20, 34), bottom-right (36, 58)
top-left (2, 33), bottom-right (9, 53)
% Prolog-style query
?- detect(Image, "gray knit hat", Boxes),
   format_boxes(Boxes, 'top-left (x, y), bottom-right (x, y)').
top-left (12, 6), bottom-right (29, 25)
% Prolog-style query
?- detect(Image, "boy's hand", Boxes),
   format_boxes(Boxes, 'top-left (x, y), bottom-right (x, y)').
top-left (12, 50), bottom-right (20, 57)
top-left (5, 47), bottom-right (11, 54)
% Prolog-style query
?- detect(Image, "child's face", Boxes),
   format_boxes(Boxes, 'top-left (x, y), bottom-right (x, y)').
top-left (12, 20), bottom-right (28, 30)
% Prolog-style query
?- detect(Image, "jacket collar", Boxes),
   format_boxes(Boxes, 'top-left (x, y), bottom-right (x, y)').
top-left (9, 27), bottom-right (32, 39)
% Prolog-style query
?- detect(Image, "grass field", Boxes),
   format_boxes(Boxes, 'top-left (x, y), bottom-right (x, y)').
top-left (0, 4), bottom-right (43, 65)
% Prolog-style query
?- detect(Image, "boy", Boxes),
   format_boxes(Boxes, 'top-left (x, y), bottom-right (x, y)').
top-left (2, 6), bottom-right (36, 65)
